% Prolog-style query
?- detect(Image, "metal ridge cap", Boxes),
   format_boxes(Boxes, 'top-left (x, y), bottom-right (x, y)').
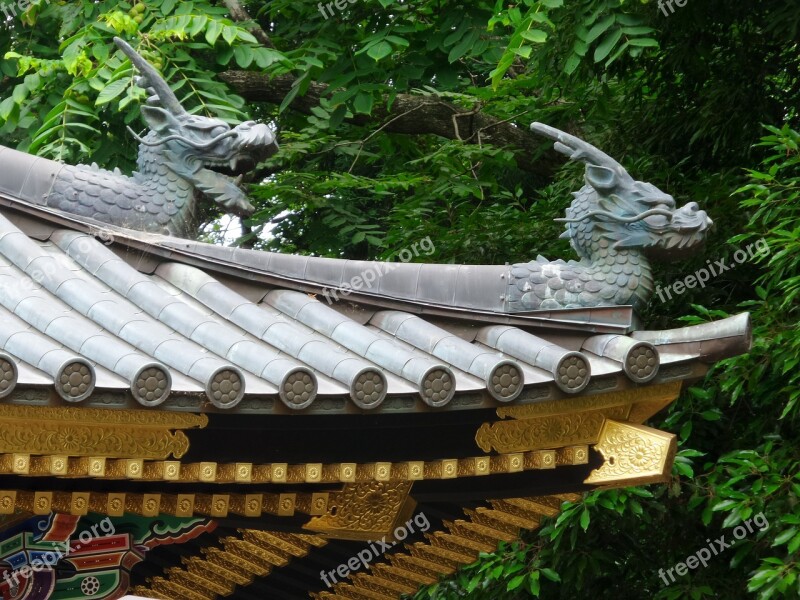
top-left (0, 199), bottom-right (632, 333)
top-left (133, 240), bottom-right (635, 333)
top-left (631, 312), bottom-right (751, 344)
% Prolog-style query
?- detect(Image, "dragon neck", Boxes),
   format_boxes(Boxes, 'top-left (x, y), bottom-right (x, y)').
top-left (570, 207), bottom-right (654, 309)
top-left (134, 134), bottom-right (197, 235)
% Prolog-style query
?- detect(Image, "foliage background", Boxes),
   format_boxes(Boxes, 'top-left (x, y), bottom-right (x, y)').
top-left (0, 0), bottom-right (798, 598)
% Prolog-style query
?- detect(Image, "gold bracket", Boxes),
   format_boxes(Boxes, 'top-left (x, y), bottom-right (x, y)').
top-left (584, 420), bottom-right (677, 487)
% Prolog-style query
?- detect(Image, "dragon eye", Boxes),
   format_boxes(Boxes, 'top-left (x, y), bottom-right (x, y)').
top-left (644, 213), bottom-right (670, 228)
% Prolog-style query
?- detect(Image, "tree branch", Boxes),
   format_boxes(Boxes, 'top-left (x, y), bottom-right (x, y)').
top-left (218, 70), bottom-right (558, 177)
top-left (222, 0), bottom-right (273, 47)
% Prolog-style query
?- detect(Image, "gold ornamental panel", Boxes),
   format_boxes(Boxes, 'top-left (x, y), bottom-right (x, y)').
top-left (0, 405), bottom-right (207, 459)
top-left (584, 420), bottom-right (677, 487)
top-left (304, 482), bottom-right (416, 542)
top-left (476, 381), bottom-right (682, 454)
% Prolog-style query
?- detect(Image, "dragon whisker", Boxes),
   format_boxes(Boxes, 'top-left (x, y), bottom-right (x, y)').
top-left (126, 127), bottom-right (238, 150)
top-left (554, 208), bottom-right (676, 224)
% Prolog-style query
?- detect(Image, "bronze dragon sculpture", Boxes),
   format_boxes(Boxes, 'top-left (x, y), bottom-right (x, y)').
top-left (0, 38), bottom-right (276, 237)
top-left (0, 39), bottom-right (711, 312)
top-left (504, 123), bottom-right (713, 312)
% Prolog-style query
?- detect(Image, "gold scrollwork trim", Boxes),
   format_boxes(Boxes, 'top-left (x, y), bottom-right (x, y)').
top-left (475, 406), bottom-right (628, 453)
top-left (0, 405), bottom-right (206, 459)
top-left (0, 405), bottom-right (207, 428)
top-left (0, 424), bottom-right (190, 459)
top-left (476, 381), bottom-right (683, 454)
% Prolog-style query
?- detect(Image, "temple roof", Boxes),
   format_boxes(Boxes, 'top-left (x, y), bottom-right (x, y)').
top-left (0, 196), bottom-right (749, 416)
top-left (0, 38), bottom-right (754, 600)
top-left (0, 191), bottom-right (752, 600)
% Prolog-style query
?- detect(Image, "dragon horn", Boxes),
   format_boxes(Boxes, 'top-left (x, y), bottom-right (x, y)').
top-left (114, 37), bottom-right (187, 117)
top-left (530, 122), bottom-right (632, 180)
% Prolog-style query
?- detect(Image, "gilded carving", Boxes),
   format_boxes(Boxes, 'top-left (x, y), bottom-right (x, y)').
top-left (1, 449), bottom-right (588, 491)
top-left (353, 572), bottom-right (417, 595)
top-left (204, 545), bottom-right (270, 576)
top-left (165, 569), bottom-right (234, 597)
top-left (148, 577), bottom-right (212, 600)
top-left (464, 508), bottom-right (520, 537)
top-left (416, 541), bottom-right (476, 564)
top-left (475, 407), bottom-right (628, 453)
top-left (585, 420), bottom-right (677, 486)
top-left (451, 520), bottom-right (516, 544)
top-left (525, 449), bottom-right (556, 469)
top-left (0, 405), bottom-right (204, 459)
top-left (373, 563), bottom-right (437, 587)
top-left (407, 546), bottom-right (462, 573)
top-left (184, 555), bottom-right (252, 586)
top-left (462, 382), bottom-right (680, 466)
top-left (556, 445), bottom-right (589, 466)
top-left (315, 495), bottom-right (581, 600)
top-left (0, 404), bottom-right (207, 428)
top-left (0, 423), bottom-right (188, 459)
top-left (304, 482), bottom-right (415, 542)
top-left (389, 554), bottom-right (449, 579)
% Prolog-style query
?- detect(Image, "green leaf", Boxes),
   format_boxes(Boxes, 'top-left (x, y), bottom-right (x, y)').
top-left (367, 41), bottom-right (393, 61)
top-left (0, 96), bottom-right (16, 120)
top-left (579, 508), bottom-right (590, 531)
top-left (594, 28), bottom-right (623, 63)
top-left (772, 527), bottom-right (798, 546)
top-left (564, 54), bottom-right (581, 74)
top-left (627, 38), bottom-right (659, 48)
top-left (539, 568), bottom-right (560, 583)
top-left (233, 45), bottom-right (254, 68)
top-left (507, 574), bottom-right (526, 591)
top-left (585, 14), bottom-right (615, 43)
top-left (236, 30), bottom-right (258, 44)
top-left (12, 84), bottom-right (28, 104)
top-left (205, 20), bottom-right (223, 45)
top-left (520, 29), bottom-right (548, 43)
top-left (222, 25), bottom-right (238, 46)
top-left (353, 92), bottom-right (373, 115)
top-left (96, 78), bottom-right (130, 105)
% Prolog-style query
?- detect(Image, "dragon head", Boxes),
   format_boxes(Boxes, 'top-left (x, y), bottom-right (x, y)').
top-left (531, 123), bottom-right (712, 261)
top-left (115, 38), bottom-right (277, 217)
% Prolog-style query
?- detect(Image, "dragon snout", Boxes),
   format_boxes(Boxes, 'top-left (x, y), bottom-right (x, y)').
top-left (238, 123), bottom-right (278, 154)
top-left (673, 201), bottom-right (713, 231)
